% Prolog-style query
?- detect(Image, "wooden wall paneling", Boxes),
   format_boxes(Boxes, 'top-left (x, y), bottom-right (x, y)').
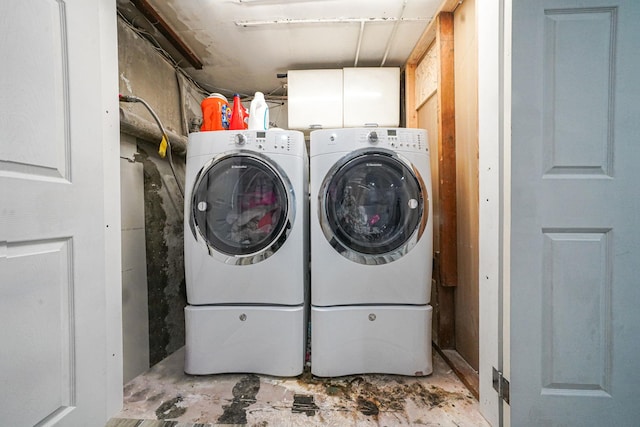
top-left (417, 94), bottom-right (440, 342)
top-left (453, 0), bottom-right (480, 370)
top-left (415, 44), bottom-right (439, 109)
top-left (419, 94), bottom-right (441, 254)
top-left (409, 11), bottom-right (458, 349)
top-left (407, 2), bottom-right (461, 350)
top-left (407, 0), bottom-right (481, 386)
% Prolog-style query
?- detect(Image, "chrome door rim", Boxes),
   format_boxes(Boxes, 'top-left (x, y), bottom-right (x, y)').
top-left (318, 148), bottom-right (428, 265)
top-left (189, 150), bottom-right (295, 265)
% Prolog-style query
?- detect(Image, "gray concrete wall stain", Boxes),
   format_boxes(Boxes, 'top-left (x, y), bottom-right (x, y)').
top-left (138, 145), bottom-right (186, 366)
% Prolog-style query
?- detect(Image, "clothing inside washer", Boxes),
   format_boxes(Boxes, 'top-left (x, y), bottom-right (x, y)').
top-left (326, 154), bottom-right (423, 255)
top-left (192, 156), bottom-right (288, 255)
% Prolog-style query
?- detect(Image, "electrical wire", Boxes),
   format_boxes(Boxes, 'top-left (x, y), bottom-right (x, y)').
top-left (119, 94), bottom-right (185, 198)
top-left (119, 10), bottom-right (293, 106)
top-left (175, 71), bottom-right (189, 134)
top-left (117, 9), bottom-right (210, 97)
top-left (118, 10), bottom-right (253, 101)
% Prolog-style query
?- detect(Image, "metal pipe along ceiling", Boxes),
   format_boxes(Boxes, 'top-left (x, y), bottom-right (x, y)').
top-left (234, 17), bottom-right (425, 26)
top-left (233, 0), bottom-right (418, 67)
top-left (381, 0), bottom-right (408, 66)
top-left (354, 20), bottom-right (365, 67)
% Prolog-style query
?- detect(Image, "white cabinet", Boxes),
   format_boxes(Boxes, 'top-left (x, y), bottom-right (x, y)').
top-left (287, 69), bottom-right (343, 130)
top-left (288, 67), bottom-right (399, 130)
top-left (343, 67), bottom-right (399, 128)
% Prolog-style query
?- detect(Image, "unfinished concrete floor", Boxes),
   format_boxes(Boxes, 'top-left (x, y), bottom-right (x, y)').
top-left (108, 347), bottom-right (490, 426)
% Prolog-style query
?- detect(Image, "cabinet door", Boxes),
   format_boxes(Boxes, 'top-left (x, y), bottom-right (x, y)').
top-left (288, 69), bottom-right (343, 129)
top-left (343, 67), bottom-right (400, 127)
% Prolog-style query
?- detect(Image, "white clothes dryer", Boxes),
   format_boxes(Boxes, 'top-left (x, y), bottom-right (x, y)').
top-left (310, 127), bottom-right (433, 377)
top-left (184, 130), bottom-right (309, 376)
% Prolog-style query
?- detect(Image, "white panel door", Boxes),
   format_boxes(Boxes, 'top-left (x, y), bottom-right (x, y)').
top-left (0, 0), bottom-right (122, 425)
top-left (511, 0), bottom-right (640, 425)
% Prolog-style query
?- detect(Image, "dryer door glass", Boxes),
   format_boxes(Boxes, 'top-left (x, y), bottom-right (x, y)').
top-left (192, 154), bottom-right (290, 257)
top-left (323, 152), bottom-right (424, 256)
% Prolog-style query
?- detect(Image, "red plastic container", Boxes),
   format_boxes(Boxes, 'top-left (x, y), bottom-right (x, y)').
top-left (229, 94), bottom-right (248, 130)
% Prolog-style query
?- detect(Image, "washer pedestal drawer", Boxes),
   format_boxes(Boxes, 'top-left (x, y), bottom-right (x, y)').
top-left (311, 305), bottom-right (432, 377)
top-left (185, 305), bottom-right (305, 376)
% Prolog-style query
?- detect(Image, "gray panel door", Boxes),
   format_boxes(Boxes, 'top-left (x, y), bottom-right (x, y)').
top-left (0, 0), bottom-right (121, 425)
top-left (511, 0), bottom-right (640, 424)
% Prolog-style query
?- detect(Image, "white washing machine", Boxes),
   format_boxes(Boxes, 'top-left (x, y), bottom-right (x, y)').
top-left (184, 129), bottom-right (308, 376)
top-left (310, 127), bottom-right (433, 377)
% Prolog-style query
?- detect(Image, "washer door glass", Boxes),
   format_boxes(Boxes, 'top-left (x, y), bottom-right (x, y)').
top-left (192, 153), bottom-right (291, 259)
top-left (321, 150), bottom-right (426, 263)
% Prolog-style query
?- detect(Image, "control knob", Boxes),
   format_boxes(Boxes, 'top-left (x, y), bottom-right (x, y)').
top-left (367, 131), bottom-right (379, 144)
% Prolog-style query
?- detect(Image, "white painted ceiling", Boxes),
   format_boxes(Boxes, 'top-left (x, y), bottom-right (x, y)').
top-left (117, 0), bottom-right (441, 99)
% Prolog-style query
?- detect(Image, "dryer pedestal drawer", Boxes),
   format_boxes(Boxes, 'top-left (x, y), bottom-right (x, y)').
top-left (185, 305), bottom-right (305, 376)
top-left (311, 305), bottom-right (432, 377)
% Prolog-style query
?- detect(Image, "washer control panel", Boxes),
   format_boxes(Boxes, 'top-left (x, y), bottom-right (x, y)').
top-left (224, 130), bottom-right (305, 155)
top-left (356, 128), bottom-right (428, 153)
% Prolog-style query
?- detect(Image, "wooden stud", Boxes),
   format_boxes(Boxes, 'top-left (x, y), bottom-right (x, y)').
top-left (433, 11), bottom-right (457, 349)
top-left (436, 12), bottom-right (457, 289)
top-left (404, 63), bottom-right (418, 128)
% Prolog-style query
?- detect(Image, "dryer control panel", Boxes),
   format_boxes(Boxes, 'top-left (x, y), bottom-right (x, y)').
top-left (310, 128), bottom-right (428, 157)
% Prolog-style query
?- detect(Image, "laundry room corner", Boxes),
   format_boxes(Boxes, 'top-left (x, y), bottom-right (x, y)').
top-left (117, 12), bottom-right (205, 383)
